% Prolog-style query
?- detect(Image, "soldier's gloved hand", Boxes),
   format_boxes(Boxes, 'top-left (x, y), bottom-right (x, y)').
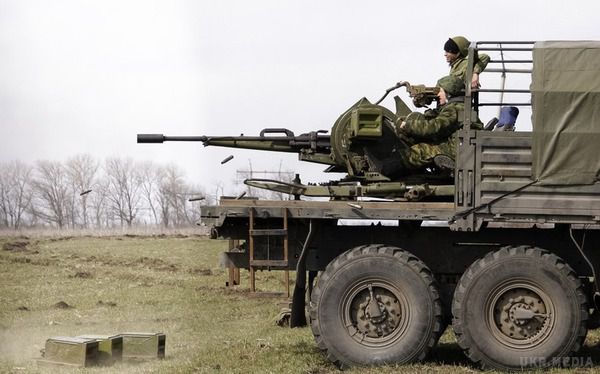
top-left (394, 116), bottom-right (406, 129)
top-left (423, 109), bottom-right (437, 119)
top-left (395, 127), bottom-right (414, 146)
top-left (471, 73), bottom-right (481, 89)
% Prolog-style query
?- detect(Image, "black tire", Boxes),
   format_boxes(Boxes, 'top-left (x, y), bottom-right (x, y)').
top-left (452, 246), bottom-right (588, 370)
top-left (309, 244), bottom-right (443, 368)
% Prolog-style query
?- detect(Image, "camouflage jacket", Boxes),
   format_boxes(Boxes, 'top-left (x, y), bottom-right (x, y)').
top-left (402, 101), bottom-right (482, 144)
top-left (450, 53), bottom-right (490, 83)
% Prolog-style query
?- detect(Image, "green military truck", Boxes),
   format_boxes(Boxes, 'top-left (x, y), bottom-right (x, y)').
top-left (139, 41), bottom-right (600, 370)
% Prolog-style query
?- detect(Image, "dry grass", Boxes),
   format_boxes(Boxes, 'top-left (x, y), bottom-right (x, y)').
top-left (0, 225), bottom-right (211, 238)
top-left (1, 234), bottom-right (600, 373)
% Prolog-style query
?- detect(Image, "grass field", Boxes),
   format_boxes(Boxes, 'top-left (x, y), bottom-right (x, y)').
top-left (1, 234), bottom-right (600, 374)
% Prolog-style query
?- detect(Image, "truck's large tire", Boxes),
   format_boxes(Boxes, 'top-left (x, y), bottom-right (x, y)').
top-left (452, 246), bottom-right (588, 370)
top-left (309, 244), bottom-right (443, 369)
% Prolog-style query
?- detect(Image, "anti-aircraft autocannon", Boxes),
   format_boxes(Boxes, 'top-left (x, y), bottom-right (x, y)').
top-left (138, 82), bottom-right (452, 200)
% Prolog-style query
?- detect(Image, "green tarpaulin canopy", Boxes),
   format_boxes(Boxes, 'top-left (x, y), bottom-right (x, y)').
top-left (532, 41), bottom-right (600, 185)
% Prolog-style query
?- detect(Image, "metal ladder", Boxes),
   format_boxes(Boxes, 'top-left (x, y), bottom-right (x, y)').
top-left (248, 207), bottom-right (290, 297)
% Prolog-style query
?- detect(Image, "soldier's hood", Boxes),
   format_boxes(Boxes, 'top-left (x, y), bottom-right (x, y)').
top-left (451, 36), bottom-right (470, 57)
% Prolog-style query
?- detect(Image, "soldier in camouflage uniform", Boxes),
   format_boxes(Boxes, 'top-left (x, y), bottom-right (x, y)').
top-left (398, 75), bottom-right (482, 170)
top-left (444, 36), bottom-right (490, 89)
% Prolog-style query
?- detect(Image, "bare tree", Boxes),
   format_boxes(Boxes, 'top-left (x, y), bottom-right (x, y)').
top-left (210, 180), bottom-right (225, 206)
top-left (89, 178), bottom-right (110, 228)
top-left (158, 164), bottom-right (186, 226)
top-left (0, 156), bottom-right (214, 230)
top-left (186, 182), bottom-right (206, 225)
top-left (0, 163), bottom-right (13, 228)
top-left (157, 185), bottom-right (170, 227)
top-left (105, 157), bottom-right (142, 227)
top-left (32, 160), bottom-right (70, 228)
top-left (65, 154), bottom-right (98, 228)
top-left (0, 161), bottom-right (34, 229)
top-left (154, 164), bottom-right (204, 227)
top-left (137, 161), bottom-right (163, 225)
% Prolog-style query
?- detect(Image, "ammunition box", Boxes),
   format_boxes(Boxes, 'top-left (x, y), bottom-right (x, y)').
top-left (350, 107), bottom-right (382, 138)
top-left (77, 334), bottom-right (123, 364)
top-left (38, 337), bottom-right (98, 367)
top-left (121, 332), bottom-right (166, 359)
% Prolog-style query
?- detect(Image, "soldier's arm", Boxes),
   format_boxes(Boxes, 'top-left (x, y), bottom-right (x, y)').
top-left (402, 106), bottom-right (460, 140)
top-left (474, 53), bottom-right (490, 74)
top-left (470, 53), bottom-right (491, 88)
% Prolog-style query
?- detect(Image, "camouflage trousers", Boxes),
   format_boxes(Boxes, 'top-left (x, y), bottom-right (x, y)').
top-left (402, 140), bottom-right (456, 169)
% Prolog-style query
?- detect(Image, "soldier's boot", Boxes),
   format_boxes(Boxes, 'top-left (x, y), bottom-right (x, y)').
top-left (433, 154), bottom-right (455, 170)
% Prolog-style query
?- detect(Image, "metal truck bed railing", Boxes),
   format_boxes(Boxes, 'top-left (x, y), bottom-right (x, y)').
top-left (473, 41), bottom-right (534, 109)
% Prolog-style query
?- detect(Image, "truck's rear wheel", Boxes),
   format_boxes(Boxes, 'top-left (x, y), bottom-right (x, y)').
top-left (309, 244), bottom-right (443, 368)
top-left (452, 246), bottom-right (588, 370)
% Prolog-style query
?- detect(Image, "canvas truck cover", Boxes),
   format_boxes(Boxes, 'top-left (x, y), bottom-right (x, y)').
top-left (532, 41), bottom-right (600, 185)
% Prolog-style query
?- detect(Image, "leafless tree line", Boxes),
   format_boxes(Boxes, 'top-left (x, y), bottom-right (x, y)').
top-left (0, 155), bottom-right (208, 230)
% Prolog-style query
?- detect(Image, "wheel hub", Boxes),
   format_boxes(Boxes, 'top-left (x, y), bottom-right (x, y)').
top-left (355, 286), bottom-right (400, 338)
top-left (489, 285), bottom-right (554, 348)
top-left (344, 281), bottom-right (407, 345)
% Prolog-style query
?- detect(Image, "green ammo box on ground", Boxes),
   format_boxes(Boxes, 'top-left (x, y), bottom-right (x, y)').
top-left (77, 334), bottom-right (123, 364)
top-left (121, 332), bottom-right (166, 359)
top-left (38, 337), bottom-right (98, 367)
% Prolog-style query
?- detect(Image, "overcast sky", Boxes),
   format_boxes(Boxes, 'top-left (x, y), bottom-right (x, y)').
top-left (2, 0), bottom-right (600, 193)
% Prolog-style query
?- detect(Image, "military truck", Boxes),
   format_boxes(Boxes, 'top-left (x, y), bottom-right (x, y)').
top-left (138, 41), bottom-right (600, 370)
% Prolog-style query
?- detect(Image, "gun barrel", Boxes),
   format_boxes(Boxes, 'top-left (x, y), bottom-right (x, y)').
top-left (137, 134), bottom-right (208, 143)
top-left (136, 129), bottom-right (331, 159)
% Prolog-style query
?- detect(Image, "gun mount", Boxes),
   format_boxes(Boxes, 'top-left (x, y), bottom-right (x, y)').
top-left (138, 82), bottom-right (452, 201)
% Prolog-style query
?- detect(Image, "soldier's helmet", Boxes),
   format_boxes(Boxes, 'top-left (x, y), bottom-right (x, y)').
top-left (436, 75), bottom-right (464, 98)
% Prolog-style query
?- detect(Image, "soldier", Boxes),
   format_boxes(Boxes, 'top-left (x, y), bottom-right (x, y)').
top-left (398, 75), bottom-right (482, 170)
top-left (444, 36), bottom-right (490, 89)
